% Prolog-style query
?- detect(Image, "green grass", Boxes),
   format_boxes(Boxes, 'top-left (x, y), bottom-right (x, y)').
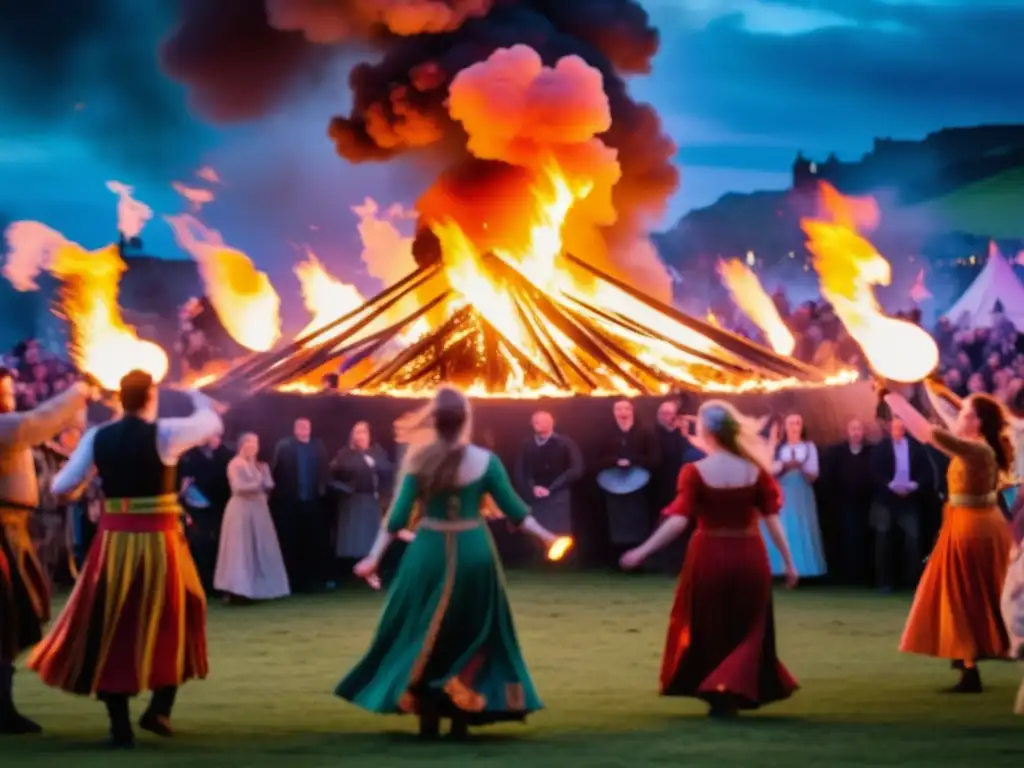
top-left (920, 166), bottom-right (1024, 238)
top-left (7, 573), bottom-right (1024, 766)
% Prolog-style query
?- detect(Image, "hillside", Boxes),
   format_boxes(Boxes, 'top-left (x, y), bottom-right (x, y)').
top-left (660, 124), bottom-right (1024, 267)
top-left (915, 166), bottom-right (1024, 238)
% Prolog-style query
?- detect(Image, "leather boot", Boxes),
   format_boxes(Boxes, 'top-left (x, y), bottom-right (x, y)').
top-left (0, 662), bottom-right (41, 735)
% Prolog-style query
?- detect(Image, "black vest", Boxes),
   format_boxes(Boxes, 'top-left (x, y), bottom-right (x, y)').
top-left (94, 417), bottom-right (175, 499)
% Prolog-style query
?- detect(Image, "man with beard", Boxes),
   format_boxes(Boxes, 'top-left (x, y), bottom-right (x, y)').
top-left (0, 367), bottom-right (93, 734)
top-left (651, 400), bottom-right (704, 574)
top-left (178, 432), bottom-right (233, 590)
top-left (514, 411), bottom-right (584, 562)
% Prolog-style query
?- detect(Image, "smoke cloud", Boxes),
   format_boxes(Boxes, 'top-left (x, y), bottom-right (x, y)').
top-left (163, 0), bottom-right (679, 291)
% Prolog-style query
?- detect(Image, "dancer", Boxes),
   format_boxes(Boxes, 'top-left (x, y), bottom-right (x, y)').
top-left (336, 386), bottom-right (561, 739)
top-left (1003, 491), bottom-right (1024, 714)
top-left (762, 413), bottom-right (827, 578)
top-left (28, 370), bottom-right (222, 747)
top-left (885, 380), bottom-right (1014, 692)
top-left (620, 400), bottom-right (798, 717)
top-left (0, 368), bottom-right (92, 734)
top-left (214, 432), bottom-right (290, 603)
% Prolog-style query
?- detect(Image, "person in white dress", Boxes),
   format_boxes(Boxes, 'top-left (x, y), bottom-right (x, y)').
top-left (214, 433), bottom-right (290, 603)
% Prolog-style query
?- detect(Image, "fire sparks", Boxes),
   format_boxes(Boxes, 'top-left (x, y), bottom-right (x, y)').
top-left (718, 259), bottom-right (795, 356)
top-left (801, 183), bottom-right (938, 383)
top-left (2, 223), bottom-right (168, 389)
top-left (165, 213), bottom-right (281, 352)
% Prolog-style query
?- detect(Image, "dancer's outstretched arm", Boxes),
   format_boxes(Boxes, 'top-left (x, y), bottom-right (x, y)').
top-left (884, 391), bottom-right (935, 445)
top-left (485, 454), bottom-right (557, 549)
top-left (623, 516), bottom-right (689, 568)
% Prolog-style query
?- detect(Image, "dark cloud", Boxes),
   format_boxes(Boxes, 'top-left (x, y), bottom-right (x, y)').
top-left (0, 0), bottom-right (203, 174)
top-left (656, 0), bottom-right (1024, 161)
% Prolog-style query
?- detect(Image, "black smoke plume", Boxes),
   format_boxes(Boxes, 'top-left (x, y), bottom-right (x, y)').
top-left (163, 0), bottom-right (678, 262)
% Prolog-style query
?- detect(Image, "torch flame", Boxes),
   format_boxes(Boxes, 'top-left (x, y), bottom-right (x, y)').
top-left (165, 214), bottom-right (281, 352)
top-left (2, 222), bottom-right (167, 389)
top-left (547, 535), bottom-right (573, 562)
top-left (718, 259), bottom-right (795, 356)
top-left (801, 183), bottom-right (937, 383)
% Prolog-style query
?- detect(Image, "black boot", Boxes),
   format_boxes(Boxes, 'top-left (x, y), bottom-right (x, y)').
top-left (0, 662), bottom-right (41, 735)
top-left (946, 666), bottom-right (982, 694)
top-left (418, 711), bottom-right (440, 740)
top-left (140, 686), bottom-right (176, 737)
top-left (448, 715), bottom-right (469, 740)
top-left (103, 695), bottom-right (134, 748)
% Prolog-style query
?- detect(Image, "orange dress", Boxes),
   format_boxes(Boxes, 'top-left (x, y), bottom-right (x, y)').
top-left (900, 429), bottom-right (1012, 660)
top-left (659, 463), bottom-right (797, 708)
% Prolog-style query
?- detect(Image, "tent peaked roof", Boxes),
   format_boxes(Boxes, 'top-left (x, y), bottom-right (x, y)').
top-left (943, 252), bottom-right (1024, 330)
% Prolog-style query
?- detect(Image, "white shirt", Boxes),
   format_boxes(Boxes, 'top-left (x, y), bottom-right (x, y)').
top-left (772, 442), bottom-right (819, 478)
top-left (52, 391), bottom-right (223, 497)
top-left (889, 438), bottom-right (917, 492)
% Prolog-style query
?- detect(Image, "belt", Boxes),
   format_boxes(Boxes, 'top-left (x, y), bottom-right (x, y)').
top-left (104, 494), bottom-right (182, 515)
top-left (949, 492), bottom-right (997, 508)
top-left (0, 499), bottom-right (37, 525)
top-left (417, 518), bottom-right (481, 533)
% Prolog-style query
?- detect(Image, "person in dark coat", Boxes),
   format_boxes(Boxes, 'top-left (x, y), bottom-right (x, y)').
top-left (870, 413), bottom-right (935, 592)
top-left (651, 401), bottom-right (704, 574)
top-left (821, 418), bottom-right (874, 585)
top-left (178, 432), bottom-right (233, 591)
top-left (596, 399), bottom-right (661, 564)
top-left (514, 411), bottom-right (584, 560)
top-left (271, 417), bottom-right (330, 592)
top-left (330, 421), bottom-right (393, 578)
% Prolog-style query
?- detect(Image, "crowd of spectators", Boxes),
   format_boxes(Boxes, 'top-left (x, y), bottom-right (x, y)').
top-left (0, 338), bottom-right (78, 411)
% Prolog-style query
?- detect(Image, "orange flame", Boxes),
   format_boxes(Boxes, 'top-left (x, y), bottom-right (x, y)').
top-left (294, 250), bottom-right (366, 338)
top-left (165, 214), bottom-right (281, 352)
top-left (547, 536), bottom-right (573, 561)
top-left (2, 223), bottom-right (167, 389)
top-left (718, 259), bottom-right (795, 356)
top-left (801, 183), bottom-right (938, 383)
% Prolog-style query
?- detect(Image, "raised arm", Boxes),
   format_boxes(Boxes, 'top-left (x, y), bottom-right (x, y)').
top-left (0, 384), bottom-right (88, 450)
top-left (156, 390), bottom-right (223, 464)
top-left (923, 380), bottom-right (961, 432)
top-left (51, 425), bottom-right (98, 498)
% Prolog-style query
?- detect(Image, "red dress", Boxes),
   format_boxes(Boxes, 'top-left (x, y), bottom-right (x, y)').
top-left (659, 463), bottom-right (797, 708)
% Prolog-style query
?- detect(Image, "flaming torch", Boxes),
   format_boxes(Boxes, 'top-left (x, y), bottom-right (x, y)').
top-left (802, 183), bottom-right (938, 383)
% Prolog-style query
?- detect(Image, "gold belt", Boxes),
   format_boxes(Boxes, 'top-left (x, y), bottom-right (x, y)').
top-left (949, 492), bottom-right (997, 508)
top-left (417, 518), bottom-right (481, 532)
top-left (104, 494), bottom-right (182, 515)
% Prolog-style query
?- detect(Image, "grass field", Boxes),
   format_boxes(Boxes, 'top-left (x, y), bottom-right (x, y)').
top-left (6, 572), bottom-right (1023, 766)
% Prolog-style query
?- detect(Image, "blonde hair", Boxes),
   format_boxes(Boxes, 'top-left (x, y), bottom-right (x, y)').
top-left (697, 400), bottom-right (773, 473)
top-left (394, 386), bottom-right (472, 498)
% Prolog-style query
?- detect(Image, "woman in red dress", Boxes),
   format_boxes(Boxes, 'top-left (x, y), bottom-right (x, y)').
top-left (621, 400), bottom-right (799, 717)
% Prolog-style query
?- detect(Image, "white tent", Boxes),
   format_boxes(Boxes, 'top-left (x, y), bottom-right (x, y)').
top-left (942, 253), bottom-right (1024, 330)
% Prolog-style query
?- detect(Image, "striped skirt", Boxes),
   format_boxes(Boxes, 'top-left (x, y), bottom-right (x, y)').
top-left (28, 495), bottom-right (208, 696)
top-left (0, 506), bottom-right (50, 662)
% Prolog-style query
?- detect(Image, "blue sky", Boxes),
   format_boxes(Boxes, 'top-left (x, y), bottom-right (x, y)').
top-left (0, 0), bottom-right (1022, 293)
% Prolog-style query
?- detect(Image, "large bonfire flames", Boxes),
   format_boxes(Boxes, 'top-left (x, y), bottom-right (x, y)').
top-left (0, 2), bottom-right (937, 395)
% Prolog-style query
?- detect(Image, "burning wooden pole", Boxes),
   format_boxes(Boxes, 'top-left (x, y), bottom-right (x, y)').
top-left (210, 262), bottom-right (441, 391)
top-left (563, 254), bottom-right (824, 381)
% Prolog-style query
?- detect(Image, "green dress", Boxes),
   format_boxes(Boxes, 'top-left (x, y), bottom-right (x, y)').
top-left (335, 445), bottom-right (543, 725)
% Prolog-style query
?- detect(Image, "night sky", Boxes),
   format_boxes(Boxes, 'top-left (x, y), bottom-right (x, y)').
top-left (0, 0), bottom-right (1021, 289)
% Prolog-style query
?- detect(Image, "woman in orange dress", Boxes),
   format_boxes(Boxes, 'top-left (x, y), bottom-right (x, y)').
top-left (885, 381), bottom-right (1015, 692)
top-left (620, 400), bottom-right (798, 717)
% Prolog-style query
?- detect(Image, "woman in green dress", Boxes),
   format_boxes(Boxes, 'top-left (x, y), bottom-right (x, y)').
top-left (337, 386), bottom-right (561, 738)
